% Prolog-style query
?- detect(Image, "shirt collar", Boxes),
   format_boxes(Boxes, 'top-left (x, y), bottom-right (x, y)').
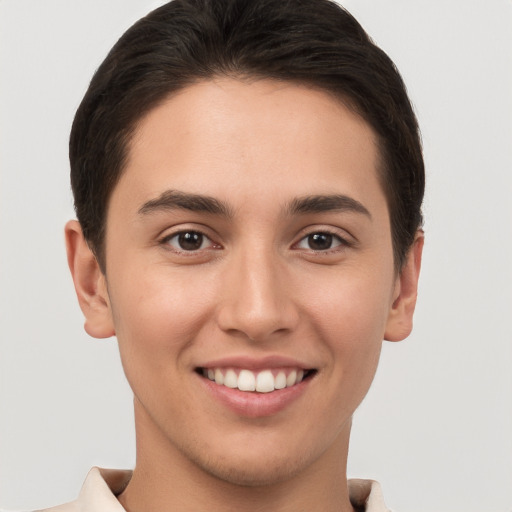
top-left (76, 467), bottom-right (390, 512)
top-left (348, 478), bottom-right (390, 511)
top-left (77, 467), bottom-right (130, 511)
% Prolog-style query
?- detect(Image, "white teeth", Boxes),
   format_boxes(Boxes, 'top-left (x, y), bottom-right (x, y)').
top-left (274, 371), bottom-right (287, 390)
top-left (256, 370), bottom-right (274, 393)
top-left (286, 370), bottom-right (297, 387)
top-left (204, 367), bottom-right (310, 393)
top-left (214, 368), bottom-right (224, 385)
top-left (238, 370), bottom-right (256, 391)
top-left (224, 369), bottom-right (238, 388)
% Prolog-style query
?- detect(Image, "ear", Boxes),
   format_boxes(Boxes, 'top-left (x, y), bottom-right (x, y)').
top-left (65, 220), bottom-right (115, 339)
top-left (384, 230), bottom-right (424, 342)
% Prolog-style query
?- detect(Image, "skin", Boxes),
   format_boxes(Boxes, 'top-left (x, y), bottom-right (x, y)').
top-left (66, 78), bottom-right (423, 512)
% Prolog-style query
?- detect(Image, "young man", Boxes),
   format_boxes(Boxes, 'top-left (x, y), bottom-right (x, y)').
top-left (48, 0), bottom-right (424, 510)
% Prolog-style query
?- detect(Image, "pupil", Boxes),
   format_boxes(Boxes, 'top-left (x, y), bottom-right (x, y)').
top-left (179, 232), bottom-right (203, 250)
top-left (308, 233), bottom-right (332, 250)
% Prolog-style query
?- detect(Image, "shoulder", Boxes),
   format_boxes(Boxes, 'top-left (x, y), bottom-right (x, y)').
top-left (0, 505), bottom-right (79, 512)
top-left (10, 467), bottom-right (132, 512)
top-left (0, 506), bottom-right (79, 512)
top-left (35, 502), bottom-right (81, 512)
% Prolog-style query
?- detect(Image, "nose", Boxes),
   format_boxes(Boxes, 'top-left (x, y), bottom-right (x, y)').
top-left (216, 247), bottom-right (300, 342)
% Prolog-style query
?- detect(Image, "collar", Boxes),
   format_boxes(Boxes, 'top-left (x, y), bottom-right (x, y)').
top-left (348, 478), bottom-right (390, 511)
top-left (65, 467), bottom-right (390, 512)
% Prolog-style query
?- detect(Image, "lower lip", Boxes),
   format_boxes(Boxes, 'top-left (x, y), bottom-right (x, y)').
top-left (198, 373), bottom-right (313, 418)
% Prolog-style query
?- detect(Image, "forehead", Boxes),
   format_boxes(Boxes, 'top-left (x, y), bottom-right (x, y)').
top-left (113, 78), bottom-right (384, 218)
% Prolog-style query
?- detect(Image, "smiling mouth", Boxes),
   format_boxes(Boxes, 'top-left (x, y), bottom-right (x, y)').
top-left (196, 367), bottom-right (316, 393)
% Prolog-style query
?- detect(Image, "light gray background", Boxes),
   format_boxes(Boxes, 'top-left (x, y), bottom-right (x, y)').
top-left (1, 1), bottom-right (511, 510)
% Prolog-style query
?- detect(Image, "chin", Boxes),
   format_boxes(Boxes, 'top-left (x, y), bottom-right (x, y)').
top-left (180, 435), bottom-right (325, 488)
top-left (199, 453), bottom-right (311, 487)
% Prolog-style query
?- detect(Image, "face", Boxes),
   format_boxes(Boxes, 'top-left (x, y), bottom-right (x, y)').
top-left (69, 78), bottom-right (420, 486)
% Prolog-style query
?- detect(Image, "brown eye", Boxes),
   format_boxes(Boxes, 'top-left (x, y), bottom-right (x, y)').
top-left (296, 232), bottom-right (344, 251)
top-left (178, 232), bottom-right (204, 250)
top-left (308, 233), bottom-right (333, 250)
top-left (165, 231), bottom-right (212, 251)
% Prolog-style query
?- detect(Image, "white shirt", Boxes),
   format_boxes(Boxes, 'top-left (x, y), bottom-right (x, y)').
top-left (30, 467), bottom-right (390, 512)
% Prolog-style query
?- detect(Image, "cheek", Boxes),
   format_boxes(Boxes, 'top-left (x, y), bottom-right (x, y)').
top-left (106, 268), bottom-right (218, 418)
top-left (308, 264), bottom-right (394, 340)
top-left (307, 268), bottom-right (393, 391)
top-left (322, 297), bottom-right (385, 386)
top-left (108, 266), bottom-right (218, 368)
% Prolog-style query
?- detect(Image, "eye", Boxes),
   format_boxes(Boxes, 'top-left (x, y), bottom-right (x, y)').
top-left (162, 230), bottom-right (217, 252)
top-left (295, 232), bottom-right (345, 251)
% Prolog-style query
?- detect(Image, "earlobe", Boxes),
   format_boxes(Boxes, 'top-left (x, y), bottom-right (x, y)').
top-left (384, 230), bottom-right (424, 342)
top-left (65, 220), bottom-right (115, 339)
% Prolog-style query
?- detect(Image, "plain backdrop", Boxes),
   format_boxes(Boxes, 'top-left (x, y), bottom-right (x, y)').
top-left (1, 1), bottom-right (511, 511)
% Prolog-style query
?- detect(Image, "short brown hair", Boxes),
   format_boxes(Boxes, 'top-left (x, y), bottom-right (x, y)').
top-left (70, 0), bottom-right (424, 271)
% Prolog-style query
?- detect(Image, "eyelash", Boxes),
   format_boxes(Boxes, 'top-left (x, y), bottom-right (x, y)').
top-left (293, 230), bottom-right (351, 253)
top-left (160, 230), bottom-right (220, 254)
top-left (159, 228), bottom-right (351, 255)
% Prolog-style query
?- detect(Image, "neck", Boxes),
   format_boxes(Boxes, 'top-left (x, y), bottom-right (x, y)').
top-left (118, 401), bottom-right (355, 512)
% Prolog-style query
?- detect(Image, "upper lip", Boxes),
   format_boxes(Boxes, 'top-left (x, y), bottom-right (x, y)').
top-left (196, 354), bottom-right (315, 371)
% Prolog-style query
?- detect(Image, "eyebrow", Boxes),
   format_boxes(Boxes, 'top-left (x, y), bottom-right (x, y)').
top-left (138, 190), bottom-right (370, 219)
top-left (138, 190), bottom-right (234, 217)
top-left (287, 194), bottom-right (371, 218)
